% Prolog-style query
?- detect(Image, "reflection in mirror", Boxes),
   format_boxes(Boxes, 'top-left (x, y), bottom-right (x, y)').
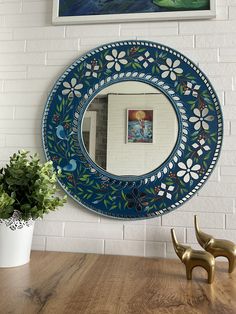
top-left (82, 81), bottom-right (178, 176)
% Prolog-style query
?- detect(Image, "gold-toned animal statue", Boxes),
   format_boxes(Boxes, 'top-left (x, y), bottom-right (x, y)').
top-left (194, 215), bottom-right (236, 273)
top-left (171, 228), bottom-right (215, 284)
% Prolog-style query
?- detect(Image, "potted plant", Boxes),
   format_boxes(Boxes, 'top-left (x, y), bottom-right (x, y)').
top-left (0, 150), bottom-right (66, 267)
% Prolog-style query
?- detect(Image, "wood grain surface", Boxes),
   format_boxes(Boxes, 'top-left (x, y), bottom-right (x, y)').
top-left (0, 251), bottom-right (235, 314)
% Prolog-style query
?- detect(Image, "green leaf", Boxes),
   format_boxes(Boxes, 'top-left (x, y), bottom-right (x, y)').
top-left (0, 150), bottom-right (67, 221)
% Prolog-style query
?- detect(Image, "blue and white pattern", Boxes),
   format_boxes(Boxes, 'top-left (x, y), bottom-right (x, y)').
top-left (42, 40), bottom-right (223, 220)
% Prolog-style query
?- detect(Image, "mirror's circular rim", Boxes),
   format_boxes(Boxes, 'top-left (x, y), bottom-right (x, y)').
top-left (42, 40), bottom-right (223, 219)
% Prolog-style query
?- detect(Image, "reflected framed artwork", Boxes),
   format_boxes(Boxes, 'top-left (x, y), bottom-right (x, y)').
top-left (52, 0), bottom-right (216, 25)
top-left (127, 109), bottom-right (153, 143)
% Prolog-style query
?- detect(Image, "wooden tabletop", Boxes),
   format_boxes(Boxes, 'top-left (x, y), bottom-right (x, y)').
top-left (0, 251), bottom-right (235, 314)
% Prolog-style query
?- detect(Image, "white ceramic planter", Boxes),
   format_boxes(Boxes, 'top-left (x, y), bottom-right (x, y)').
top-left (0, 215), bottom-right (34, 268)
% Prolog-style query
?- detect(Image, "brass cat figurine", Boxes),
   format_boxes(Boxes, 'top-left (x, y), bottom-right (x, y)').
top-left (171, 228), bottom-right (215, 284)
top-left (194, 215), bottom-right (236, 273)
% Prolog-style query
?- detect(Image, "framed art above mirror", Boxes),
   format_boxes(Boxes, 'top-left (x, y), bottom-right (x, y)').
top-left (42, 40), bottom-right (223, 219)
top-left (53, 0), bottom-right (216, 25)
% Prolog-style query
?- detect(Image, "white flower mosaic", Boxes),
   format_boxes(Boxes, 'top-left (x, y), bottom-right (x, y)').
top-left (189, 108), bottom-right (214, 130)
top-left (160, 58), bottom-right (183, 81)
top-left (157, 183), bottom-right (174, 200)
top-left (85, 60), bottom-right (99, 78)
top-left (105, 49), bottom-right (128, 72)
top-left (184, 82), bottom-right (200, 98)
top-left (62, 78), bottom-right (83, 98)
top-left (192, 139), bottom-right (210, 156)
top-left (177, 159), bottom-right (201, 183)
top-left (137, 51), bottom-right (154, 68)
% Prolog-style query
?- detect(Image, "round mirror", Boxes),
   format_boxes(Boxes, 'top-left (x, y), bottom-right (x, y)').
top-left (82, 81), bottom-right (178, 176)
top-left (42, 40), bottom-right (223, 219)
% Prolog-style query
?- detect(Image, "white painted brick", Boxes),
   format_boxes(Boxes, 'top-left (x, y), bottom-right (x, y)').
top-left (232, 121), bottom-right (236, 135)
top-left (26, 39), bottom-right (79, 52)
top-left (225, 91), bottom-right (236, 105)
top-left (146, 226), bottom-right (185, 242)
top-left (64, 222), bottom-right (123, 239)
top-left (221, 166), bottom-right (236, 176)
top-left (34, 220), bottom-right (64, 237)
top-left (145, 242), bottom-right (166, 258)
top-left (0, 30), bottom-right (12, 40)
top-left (223, 106), bottom-right (236, 120)
top-left (0, 71), bottom-right (26, 79)
top-left (162, 211), bottom-right (224, 229)
top-left (14, 106), bottom-right (43, 120)
top-left (139, 35), bottom-right (194, 49)
top-left (6, 134), bottom-right (41, 147)
top-left (0, 16), bottom-right (4, 26)
top-left (80, 36), bottom-right (122, 51)
top-left (4, 79), bottom-right (51, 92)
top-left (124, 225), bottom-right (146, 241)
top-left (0, 2), bottom-right (21, 15)
top-left (226, 214), bottom-right (236, 229)
top-left (215, 5), bottom-right (229, 20)
top-left (5, 14), bottom-right (51, 27)
top-left (219, 48), bottom-right (236, 63)
top-left (31, 236), bottom-right (46, 251)
top-left (0, 106), bottom-right (14, 119)
top-left (223, 136), bottom-right (236, 150)
top-left (199, 182), bottom-right (236, 198)
top-left (46, 237), bottom-right (104, 254)
top-left (177, 195), bottom-right (234, 213)
top-left (196, 34), bottom-right (236, 48)
top-left (199, 63), bottom-right (236, 77)
top-left (0, 53), bottom-right (46, 66)
top-left (100, 216), bottom-right (145, 225)
top-left (224, 120), bottom-right (230, 136)
top-left (22, 1), bottom-right (50, 14)
top-left (207, 166), bottom-right (220, 182)
top-left (120, 22), bottom-right (178, 37)
top-left (0, 119), bottom-right (41, 134)
top-left (146, 217), bottom-right (161, 225)
top-left (220, 176), bottom-right (236, 183)
top-left (0, 92), bottom-right (47, 106)
top-left (207, 76), bottom-right (232, 91)
top-left (187, 228), bottom-right (236, 243)
top-left (0, 80), bottom-right (3, 92)
top-left (180, 21), bottom-right (236, 34)
top-left (180, 48), bottom-right (218, 63)
top-left (27, 65), bottom-right (64, 79)
top-left (219, 151), bottom-right (236, 166)
top-left (105, 240), bottom-right (145, 257)
top-left (44, 203), bottom-right (100, 223)
top-left (46, 51), bottom-right (79, 66)
top-left (0, 63), bottom-right (26, 72)
top-left (14, 27), bottom-right (65, 40)
top-left (229, 6), bottom-right (236, 19)
top-left (234, 77), bottom-right (236, 90)
top-left (47, 51), bottom-right (81, 63)
top-left (0, 41), bottom-right (25, 53)
top-left (66, 24), bottom-right (120, 38)
top-left (0, 134), bottom-right (5, 147)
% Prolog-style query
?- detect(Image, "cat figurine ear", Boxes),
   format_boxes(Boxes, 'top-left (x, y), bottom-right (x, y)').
top-left (194, 215), bottom-right (236, 273)
top-left (171, 228), bottom-right (215, 284)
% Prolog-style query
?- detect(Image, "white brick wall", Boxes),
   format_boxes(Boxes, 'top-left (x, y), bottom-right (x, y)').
top-left (0, 0), bottom-right (236, 259)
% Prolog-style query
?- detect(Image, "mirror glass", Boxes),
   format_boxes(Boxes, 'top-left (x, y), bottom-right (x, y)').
top-left (82, 81), bottom-right (178, 176)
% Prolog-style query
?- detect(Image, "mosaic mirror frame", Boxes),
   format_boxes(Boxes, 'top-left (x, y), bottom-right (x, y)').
top-left (42, 40), bottom-right (223, 219)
